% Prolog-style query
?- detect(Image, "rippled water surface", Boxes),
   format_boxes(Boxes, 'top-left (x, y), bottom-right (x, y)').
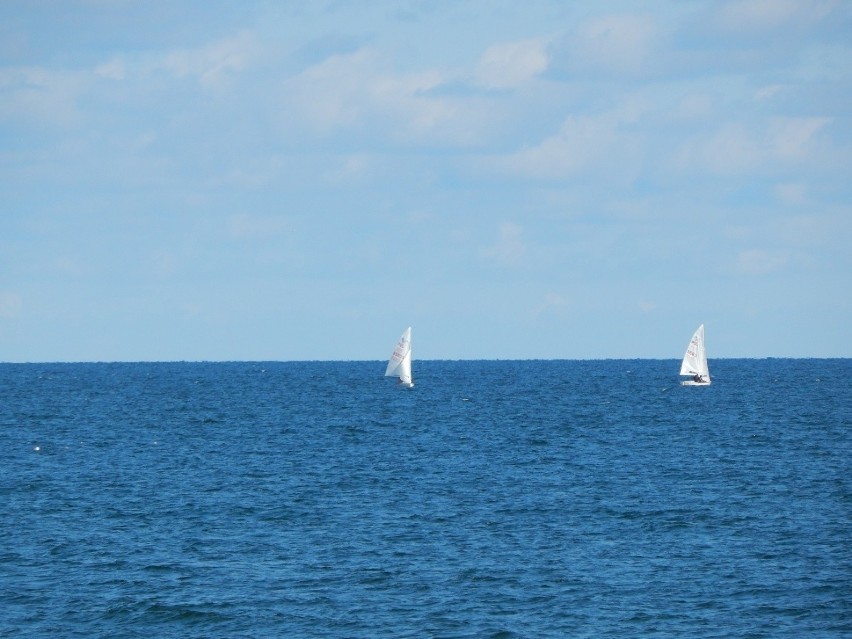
top-left (2, 359), bottom-right (850, 637)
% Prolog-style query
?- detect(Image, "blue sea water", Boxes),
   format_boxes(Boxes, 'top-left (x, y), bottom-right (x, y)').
top-left (1, 359), bottom-right (850, 638)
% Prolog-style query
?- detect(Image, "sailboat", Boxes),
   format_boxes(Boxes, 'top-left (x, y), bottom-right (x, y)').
top-left (385, 326), bottom-right (414, 388)
top-left (680, 324), bottom-right (711, 386)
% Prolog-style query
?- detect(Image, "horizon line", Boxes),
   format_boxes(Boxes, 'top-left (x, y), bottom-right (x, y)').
top-left (1, 356), bottom-right (849, 365)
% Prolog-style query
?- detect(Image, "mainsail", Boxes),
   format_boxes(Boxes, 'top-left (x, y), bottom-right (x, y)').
top-left (680, 324), bottom-right (710, 381)
top-left (385, 327), bottom-right (413, 387)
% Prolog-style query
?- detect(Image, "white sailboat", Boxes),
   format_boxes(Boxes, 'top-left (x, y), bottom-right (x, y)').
top-left (680, 324), bottom-right (711, 386)
top-left (385, 326), bottom-right (414, 388)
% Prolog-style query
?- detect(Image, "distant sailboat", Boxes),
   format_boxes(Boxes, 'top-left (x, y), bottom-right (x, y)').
top-left (680, 324), bottom-right (711, 386)
top-left (385, 326), bottom-right (414, 389)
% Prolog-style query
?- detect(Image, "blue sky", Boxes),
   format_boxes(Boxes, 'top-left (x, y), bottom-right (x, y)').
top-left (1, 1), bottom-right (850, 361)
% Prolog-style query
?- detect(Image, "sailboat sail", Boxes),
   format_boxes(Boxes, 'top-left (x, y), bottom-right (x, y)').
top-left (385, 327), bottom-right (413, 387)
top-left (680, 324), bottom-right (710, 384)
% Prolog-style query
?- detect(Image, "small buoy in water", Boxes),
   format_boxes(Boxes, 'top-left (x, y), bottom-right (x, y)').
top-left (34, 445), bottom-right (40, 452)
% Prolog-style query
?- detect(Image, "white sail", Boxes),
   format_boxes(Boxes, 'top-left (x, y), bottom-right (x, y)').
top-left (680, 324), bottom-right (710, 384)
top-left (385, 326), bottom-right (413, 387)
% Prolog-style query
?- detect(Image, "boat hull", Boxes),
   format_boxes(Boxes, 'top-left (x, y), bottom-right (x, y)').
top-left (681, 380), bottom-right (711, 386)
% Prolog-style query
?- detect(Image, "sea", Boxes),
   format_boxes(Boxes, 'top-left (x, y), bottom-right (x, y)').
top-left (1, 359), bottom-right (850, 638)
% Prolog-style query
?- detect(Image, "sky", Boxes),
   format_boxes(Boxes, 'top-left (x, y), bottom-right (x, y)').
top-left (1, 0), bottom-right (850, 362)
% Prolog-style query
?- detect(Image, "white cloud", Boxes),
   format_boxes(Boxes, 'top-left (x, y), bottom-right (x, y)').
top-left (1, 29), bottom-right (260, 130)
top-left (675, 117), bottom-right (830, 174)
top-left (281, 46), bottom-right (492, 146)
top-left (532, 292), bottom-right (570, 318)
top-left (285, 48), bottom-right (440, 130)
top-left (228, 212), bottom-right (289, 239)
top-left (566, 13), bottom-right (659, 75)
top-left (677, 123), bottom-right (760, 173)
top-left (673, 93), bottom-right (715, 121)
top-left (476, 37), bottom-right (550, 89)
top-left (95, 58), bottom-right (126, 81)
top-left (754, 84), bottom-right (784, 101)
top-left (735, 248), bottom-right (788, 275)
top-left (321, 154), bottom-right (374, 185)
top-left (481, 222), bottom-right (526, 266)
top-left (0, 67), bottom-right (84, 127)
top-left (767, 117), bottom-right (831, 159)
top-left (715, 0), bottom-right (838, 31)
top-left (485, 101), bottom-right (646, 180)
top-left (777, 212), bottom-right (845, 248)
top-left (150, 250), bottom-right (178, 277)
top-left (774, 182), bottom-right (807, 205)
top-left (0, 291), bottom-right (23, 318)
top-left (158, 29), bottom-right (258, 89)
